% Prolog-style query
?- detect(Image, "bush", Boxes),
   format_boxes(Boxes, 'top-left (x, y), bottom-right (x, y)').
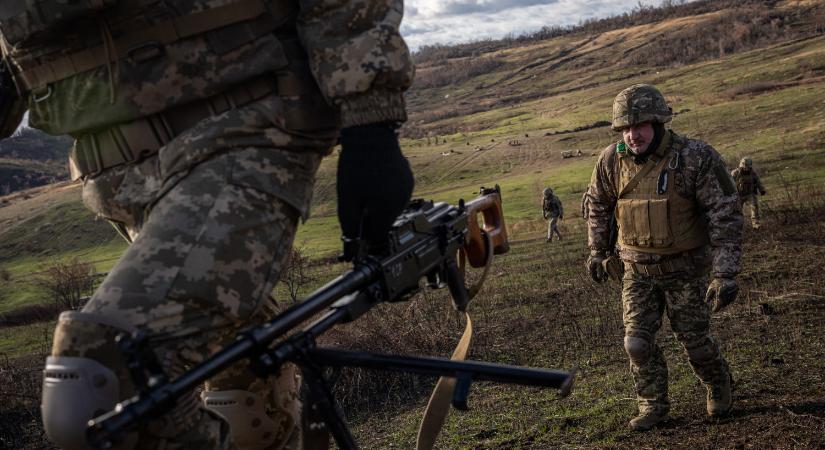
top-left (34, 258), bottom-right (96, 311)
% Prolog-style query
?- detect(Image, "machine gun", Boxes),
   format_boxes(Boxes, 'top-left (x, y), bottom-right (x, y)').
top-left (87, 186), bottom-right (576, 450)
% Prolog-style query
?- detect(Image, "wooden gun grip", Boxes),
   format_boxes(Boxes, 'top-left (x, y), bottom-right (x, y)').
top-left (463, 189), bottom-right (509, 268)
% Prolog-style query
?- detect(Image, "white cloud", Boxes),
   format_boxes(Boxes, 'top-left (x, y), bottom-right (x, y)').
top-left (402, 0), bottom-right (675, 50)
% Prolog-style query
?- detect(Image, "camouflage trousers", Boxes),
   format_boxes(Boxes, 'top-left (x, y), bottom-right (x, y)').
top-left (55, 94), bottom-right (330, 449)
top-left (621, 269), bottom-right (731, 415)
top-left (546, 215), bottom-right (562, 241)
top-left (739, 194), bottom-right (760, 228)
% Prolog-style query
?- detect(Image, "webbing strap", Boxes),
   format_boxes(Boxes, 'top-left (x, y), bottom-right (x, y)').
top-left (19, 0), bottom-right (288, 89)
top-left (416, 232), bottom-right (493, 450)
top-left (415, 314), bottom-right (472, 450)
top-left (617, 151), bottom-right (668, 199)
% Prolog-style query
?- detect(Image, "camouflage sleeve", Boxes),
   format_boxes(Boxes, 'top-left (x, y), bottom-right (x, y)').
top-left (584, 145), bottom-right (618, 253)
top-left (296, 0), bottom-right (414, 128)
top-left (557, 198), bottom-right (564, 217)
top-left (754, 170), bottom-right (766, 193)
top-left (692, 143), bottom-right (743, 277)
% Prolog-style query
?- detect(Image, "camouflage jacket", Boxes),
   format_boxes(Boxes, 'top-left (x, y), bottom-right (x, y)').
top-left (542, 194), bottom-right (563, 218)
top-left (0, 0), bottom-right (413, 135)
top-left (730, 167), bottom-right (765, 196)
top-left (583, 131), bottom-right (743, 277)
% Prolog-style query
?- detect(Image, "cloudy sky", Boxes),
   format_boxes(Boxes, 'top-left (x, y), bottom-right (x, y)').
top-left (402, 0), bottom-right (675, 50)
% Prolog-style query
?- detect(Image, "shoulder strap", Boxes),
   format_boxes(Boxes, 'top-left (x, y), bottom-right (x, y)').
top-left (617, 151), bottom-right (669, 199)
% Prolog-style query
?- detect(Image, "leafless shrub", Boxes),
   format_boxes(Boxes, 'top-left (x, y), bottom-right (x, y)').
top-left (282, 246), bottom-right (315, 303)
top-left (34, 258), bottom-right (96, 311)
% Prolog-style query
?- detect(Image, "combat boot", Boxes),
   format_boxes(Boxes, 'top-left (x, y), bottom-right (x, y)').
top-left (706, 374), bottom-right (733, 417)
top-left (629, 408), bottom-right (669, 432)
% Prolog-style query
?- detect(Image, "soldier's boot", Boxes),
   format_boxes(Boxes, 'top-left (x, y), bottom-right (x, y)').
top-left (629, 408), bottom-right (669, 432)
top-left (706, 374), bottom-right (733, 417)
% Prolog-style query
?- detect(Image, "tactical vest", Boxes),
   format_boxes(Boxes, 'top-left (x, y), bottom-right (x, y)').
top-left (2, 0), bottom-right (335, 132)
top-left (2, 0), bottom-right (338, 179)
top-left (735, 170), bottom-right (755, 195)
top-left (615, 132), bottom-right (709, 255)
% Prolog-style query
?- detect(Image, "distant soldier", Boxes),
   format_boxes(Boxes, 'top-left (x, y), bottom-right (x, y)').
top-left (542, 187), bottom-right (564, 242)
top-left (731, 157), bottom-right (766, 229)
top-left (583, 84), bottom-right (743, 431)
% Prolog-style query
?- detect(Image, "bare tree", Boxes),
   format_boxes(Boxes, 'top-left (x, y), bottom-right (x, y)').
top-left (282, 246), bottom-right (314, 303)
top-left (34, 258), bottom-right (97, 310)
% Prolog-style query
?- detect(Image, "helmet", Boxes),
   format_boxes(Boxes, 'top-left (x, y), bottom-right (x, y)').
top-left (612, 84), bottom-right (672, 131)
top-left (543, 187), bottom-right (553, 197)
top-left (739, 157), bottom-right (752, 169)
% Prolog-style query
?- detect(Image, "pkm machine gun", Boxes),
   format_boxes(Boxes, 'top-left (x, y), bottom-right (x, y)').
top-left (87, 185), bottom-right (575, 450)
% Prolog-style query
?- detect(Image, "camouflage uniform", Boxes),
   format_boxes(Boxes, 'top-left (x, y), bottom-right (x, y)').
top-left (542, 188), bottom-right (564, 242)
top-left (1, 1), bottom-right (413, 448)
top-left (583, 84), bottom-right (742, 426)
top-left (730, 158), bottom-right (766, 229)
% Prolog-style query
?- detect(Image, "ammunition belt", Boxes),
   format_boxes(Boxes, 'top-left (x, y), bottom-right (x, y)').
top-left (624, 253), bottom-right (694, 276)
top-left (69, 70), bottom-right (313, 180)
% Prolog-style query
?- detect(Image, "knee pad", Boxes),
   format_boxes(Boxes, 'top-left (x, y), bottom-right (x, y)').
top-left (685, 338), bottom-right (719, 365)
top-left (624, 336), bottom-right (652, 365)
top-left (42, 311), bottom-right (137, 450)
top-left (203, 389), bottom-right (295, 450)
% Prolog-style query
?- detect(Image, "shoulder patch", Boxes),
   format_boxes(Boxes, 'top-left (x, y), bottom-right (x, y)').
top-left (616, 141), bottom-right (626, 154)
top-left (713, 163), bottom-right (736, 196)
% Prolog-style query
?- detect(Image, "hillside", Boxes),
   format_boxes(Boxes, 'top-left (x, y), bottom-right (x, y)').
top-left (0, 128), bottom-right (71, 195)
top-left (1, 0), bottom-right (825, 448)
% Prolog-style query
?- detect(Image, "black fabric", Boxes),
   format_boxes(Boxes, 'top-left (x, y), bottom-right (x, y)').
top-left (0, 62), bottom-right (25, 139)
top-left (337, 123), bottom-right (414, 254)
top-left (631, 123), bottom-right (665, 165)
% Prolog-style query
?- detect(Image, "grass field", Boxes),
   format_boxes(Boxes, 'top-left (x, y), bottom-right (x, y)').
top-left (1, 1), bottom-right (825, 448)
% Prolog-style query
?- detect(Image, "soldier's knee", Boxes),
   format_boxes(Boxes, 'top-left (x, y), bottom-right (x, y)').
top-left (685, 338), bottom-right (718, 364)
top-left (42, 311), bottom-right (137, 450)
top-left (624, 336), bottom-right (651, 364)
top-left (203, 389), bottom-right (295, 450)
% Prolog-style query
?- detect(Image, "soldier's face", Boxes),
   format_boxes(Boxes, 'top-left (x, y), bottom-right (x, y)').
top-left (622, 122), bottom-right (655, 154)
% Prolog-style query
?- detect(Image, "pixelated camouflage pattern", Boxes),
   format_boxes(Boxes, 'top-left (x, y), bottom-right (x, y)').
top-left (611, 84), bottom-right (672, 131)
top-left (622, 270), bottom-right (731, 414)
top-left (3, 0), bottom-right (413, 134)
top-left (542, 191), bottom-right (563, 241)
top-left (583, 130), bottom-right (743, 277)
top-left (49, 95), bottom-right (325, 448)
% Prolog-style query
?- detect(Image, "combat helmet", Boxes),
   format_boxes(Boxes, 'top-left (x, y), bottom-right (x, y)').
top-left (543, 187), bottom-right (553, 197)
top-left (739, 157), bottom-right (752, 169)
top-left (612, 84), bottom-right (672, 131)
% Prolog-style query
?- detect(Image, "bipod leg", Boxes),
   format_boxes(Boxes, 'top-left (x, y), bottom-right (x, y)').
top-left (300, 362), bottom-right (358, 450)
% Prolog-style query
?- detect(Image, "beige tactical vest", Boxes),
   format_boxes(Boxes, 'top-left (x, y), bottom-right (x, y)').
top-left (735, 170), bottom-right (756, 195)
top-left (615, 132), bottom-right (709, 255)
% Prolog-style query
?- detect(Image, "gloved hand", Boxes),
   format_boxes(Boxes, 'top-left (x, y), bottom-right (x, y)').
top-left (586, 251), bottom-right (609, 283)
top-left (337, 123), bottom-right (414, 256)
top-left (705, 277), bottom-right (739, 312)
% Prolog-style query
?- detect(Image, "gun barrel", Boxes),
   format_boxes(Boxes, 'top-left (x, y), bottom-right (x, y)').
top-left (309, 348), bottom-right (572, 389)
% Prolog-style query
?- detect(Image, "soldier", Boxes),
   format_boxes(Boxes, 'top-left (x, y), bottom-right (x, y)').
top-left (542, 187), bottom-right (564, 242)
top-left (583, 84), bottom-right (743, 431)
top-left (1, 1), bottom-right (414, 449)
top-left (731, 157), bottom-right (766, 229)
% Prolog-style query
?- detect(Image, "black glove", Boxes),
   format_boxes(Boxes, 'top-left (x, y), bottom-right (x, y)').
top-left (0, 61), bottom-right (26, 139)
top-left (586, 251), bottom-right (608, 283)
top-left (337, 123), bottom-right (414, 256)
top-left (705, 277), bottom-right (739, 312)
